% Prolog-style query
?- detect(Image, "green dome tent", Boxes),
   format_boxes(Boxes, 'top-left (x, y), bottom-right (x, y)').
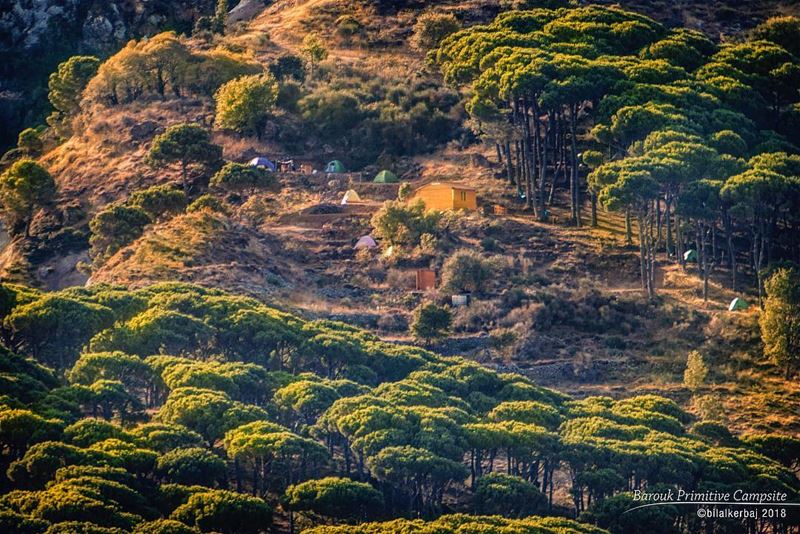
top-left (373, 170), bottom-right (399, 183)
top-left (325, 160), bottom-right (346, 173)
top-left (683, 249), bottom-right (698, 262)
top-left (728, 297), bottom-right (749, 312)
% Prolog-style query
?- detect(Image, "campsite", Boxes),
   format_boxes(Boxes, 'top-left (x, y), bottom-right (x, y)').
top-left (1, 0), bottom-right (800, 533)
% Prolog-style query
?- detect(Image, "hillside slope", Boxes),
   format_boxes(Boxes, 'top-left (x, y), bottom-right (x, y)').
top-left (2, 2), bottom-right (800, 533)
top-left (2, 0), bottom-right (799, 436)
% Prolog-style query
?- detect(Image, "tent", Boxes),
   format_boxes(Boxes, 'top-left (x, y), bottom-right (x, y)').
top-left (354, 235), bottom-right (377, 249)
top-left (325, 160), bottom-right (346, 173)
top-left (373, 170), bottom-right (399, 183)
top-left (341, 190), bottom-right (362, 205)
top-left (683, 249), bottom-right (698, 262)
top-left (248, 157), bottom-right (277, 172)
top-left (728, 297), bottom-right (749, 312)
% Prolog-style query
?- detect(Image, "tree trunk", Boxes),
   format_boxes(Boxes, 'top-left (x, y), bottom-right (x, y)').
top-left (504, 142), bottom-right (515, 185)
top-left (181, 160), bottom-right (189, 192)
top-left (625, 208), bottom-right (633, 246)
top-left (698, 220), bottom-right (709, 303)
top-left (532, 99), bottom-right (545, 220)
top-left (541, 113), bottom-right (550, 211)
top-left (569, 104), bottom-right (581, 227)
top-left (676, 211), bottom-right (684, 268)
top-left (637, 207), bottom-right (648, 297)
top-left (665, 194), bottom-right (673, 259)
top-left (521, 99), bottom-right (534, 212)
top-left (656, 198), bottom-right (662, 252)
top-left (724, 210), bottom-right (737, 291)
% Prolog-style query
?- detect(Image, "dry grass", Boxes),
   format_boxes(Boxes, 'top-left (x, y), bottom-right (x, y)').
top-left (44, 100), bottom-right (214, 210)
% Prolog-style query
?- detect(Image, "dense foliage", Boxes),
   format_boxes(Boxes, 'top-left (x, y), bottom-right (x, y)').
top-left (84, 33), bottom-right (260, 106)
top-left (435, 8), bottom-right (800, 301)
top-left (0, 281), bottom-right (797, 533)
top-left (2, 4), bottom-right (800, 534)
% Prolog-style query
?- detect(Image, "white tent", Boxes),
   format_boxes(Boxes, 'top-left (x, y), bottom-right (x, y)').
top-left (341, 189), bottom-right (362, 205)
top-left (354, 235), bottom-right (377, 249)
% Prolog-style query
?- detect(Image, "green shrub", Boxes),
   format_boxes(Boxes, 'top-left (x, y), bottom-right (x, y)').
top-left (371, 200), bottom-right (441, 247)
top-left (210, 163), bottom-right (276, 193)
top-left (214, 74), bottom-right (279, 137)
top-left (411, 13), bottom-right (460, 50)
top-left (17, 128), bottom-right (43, 157)
top-left (186, 195), bottom-right (229, 214)
top-left (89, 205), bottom-right (151, 263)
top-left (410, 302), bottom-right (452, 343)
top-left (441, 250), bottom-right (495, 295)
top-left (128, 184), bottom-right (187, 221)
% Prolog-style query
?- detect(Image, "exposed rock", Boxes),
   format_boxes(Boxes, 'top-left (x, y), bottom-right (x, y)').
top-left (1, 0), bottom-right (214, 56)
top-left (0, 0), bottom-right (216, 149)
top-left (228, 0), bottom-right (265, 24)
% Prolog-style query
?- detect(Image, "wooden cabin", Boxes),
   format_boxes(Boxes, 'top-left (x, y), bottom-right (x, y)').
top-left (408, 182), bottom-right (477, 211)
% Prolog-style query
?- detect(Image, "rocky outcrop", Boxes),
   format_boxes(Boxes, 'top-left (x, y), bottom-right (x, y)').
top-left (0, 0), bottom-right (217, 150)
top-left (0, 0), bottom-right (216, 56)
top-left (228, 0), bottom-right (264, 24)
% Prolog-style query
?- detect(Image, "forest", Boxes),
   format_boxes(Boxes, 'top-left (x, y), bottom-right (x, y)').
top-left (0, 281), bottom-right (798, 534)
top-left (434, 6), bottom-right (800, 302)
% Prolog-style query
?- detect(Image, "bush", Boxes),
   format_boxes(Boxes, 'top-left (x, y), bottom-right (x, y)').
top-left (411, 13), bottom-right (460, 50)
top-left (500, 0), bottom-right (570, 9)
top-left (128, 184), bottom-right (187, 221)
top-left (210, 162), bottom-right (276, 193)
top-left (186, 195), bottom-right (229, 214)
top-left (683, 350), bottom-right (708, 391)
top-left (335, 15), bottom-right (363, 41)
top-left (690, 421), bottom-right (737, 446)
top-left (398, 182), bottom-right (412, 201)
top-left (17, 128), bottom-right (43, 157)
top-left (377, 313), bottom-right (409, 332)
top-left (214, 74), bottom-right (279, 137)
top-left (268, 55), bottom-right (305, 82)
top-left (276, 80), bottom-right (304, 112)
top-left (134, 519), bottom-right (200, 534)
top-left (299, 89), bottom-right (364, 139)
top-left (452, 300), bottom-right (500, 333)
top-left (371, 200), bottom-right (441, 247)
top-left (89, 205), bottom-right (151, 263)
top-left (441, 250), bottom-right (495, 295)
top-left (410, 302), bottom-right (452, 343)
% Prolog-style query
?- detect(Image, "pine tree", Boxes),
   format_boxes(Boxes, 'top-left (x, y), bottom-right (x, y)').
top-left (684, 350), bottom-right (708, 391)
